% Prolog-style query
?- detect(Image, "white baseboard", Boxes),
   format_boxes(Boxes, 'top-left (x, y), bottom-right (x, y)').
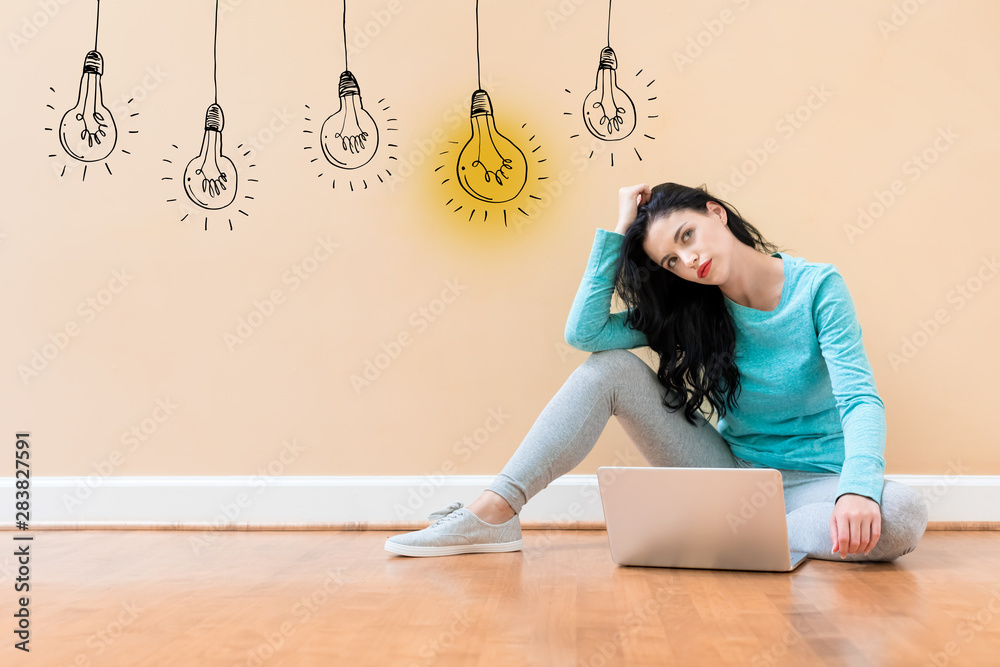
top-left (1, 474), bottom-right (998, 529)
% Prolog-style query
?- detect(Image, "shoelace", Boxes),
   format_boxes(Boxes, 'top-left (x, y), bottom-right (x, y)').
top-left (427, 501), bottom-right (464, 525)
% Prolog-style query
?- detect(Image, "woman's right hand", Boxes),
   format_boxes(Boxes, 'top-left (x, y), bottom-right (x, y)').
top-left (614, 183), bottom-right (652, 234)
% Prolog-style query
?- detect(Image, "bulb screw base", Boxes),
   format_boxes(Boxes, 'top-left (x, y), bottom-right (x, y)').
top-left (205, 103), bottom-right (225, 131)
top-left (83, 50), bottom-right (104, 75)
top-left (339, 71), bottom-right (361, 97)
top-left (598, 46), bottom-right (618, 71)
top-left (470, 89), bottom-right (494, 117)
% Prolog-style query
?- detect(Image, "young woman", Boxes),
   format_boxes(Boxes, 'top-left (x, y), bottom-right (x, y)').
top-left (386, 182), bottom-right (929, 561)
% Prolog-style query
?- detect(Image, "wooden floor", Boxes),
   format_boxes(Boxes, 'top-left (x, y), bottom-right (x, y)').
top-left (14, 529), bottom-right (1000, 666)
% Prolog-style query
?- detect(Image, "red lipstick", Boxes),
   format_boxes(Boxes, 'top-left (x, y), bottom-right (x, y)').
top-left (698, 259), bottom-right (712, 278)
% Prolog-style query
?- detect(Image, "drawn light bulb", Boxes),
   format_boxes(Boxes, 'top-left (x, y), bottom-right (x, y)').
top-left (582, 46), bottom-right (636, 141)
top-left (321, 71), bottom-right (378, 169)
top-left (184, 102), bottom-right (238, 210)
top-left (59, 50), bottom-right (117, 162)
top-left (456, 89), bottom-right (527, 203)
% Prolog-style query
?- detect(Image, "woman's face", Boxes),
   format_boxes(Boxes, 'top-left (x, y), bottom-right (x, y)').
top-left (642, 202), bottom-right (730, 283)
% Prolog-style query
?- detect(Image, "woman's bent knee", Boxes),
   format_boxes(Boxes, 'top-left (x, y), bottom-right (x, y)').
top-left (573, 350), bottom-right (659, 399)
top-left (875, 482), bottom-right (930, 561)
top-left (580, 349), bottom-right (650, 380)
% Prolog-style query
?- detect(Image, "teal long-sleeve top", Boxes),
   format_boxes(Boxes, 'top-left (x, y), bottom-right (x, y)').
top-left (565, 227), bottom-right (887, 505)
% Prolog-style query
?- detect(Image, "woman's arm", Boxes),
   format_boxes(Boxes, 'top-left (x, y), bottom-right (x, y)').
top-left (811, 266), bottom-right (887, 505)
top-left (564, 228), bottom-right (649, 352)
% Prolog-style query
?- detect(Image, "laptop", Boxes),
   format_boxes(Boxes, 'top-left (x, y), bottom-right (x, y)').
top-left (597, 466), bottom-right (808, 572)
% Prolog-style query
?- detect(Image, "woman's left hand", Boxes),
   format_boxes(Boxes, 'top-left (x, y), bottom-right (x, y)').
top-left (829, 493), bottom-right (881, 558)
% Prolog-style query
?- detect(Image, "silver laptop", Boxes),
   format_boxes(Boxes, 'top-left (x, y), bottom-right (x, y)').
top-left (597, 466), bottom-right (808, 572)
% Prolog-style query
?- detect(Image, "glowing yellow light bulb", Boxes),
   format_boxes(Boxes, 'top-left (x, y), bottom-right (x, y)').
top-left (184, 102), bottom-right (238, 210)
top-left (59, 50), bottom-right (117, 162)
top-left (456, 89), bottom-right (527, 203)
top-left (582, 46), bottom-right (636, 141)
top-left (321, 71), bottom-right (379, 169)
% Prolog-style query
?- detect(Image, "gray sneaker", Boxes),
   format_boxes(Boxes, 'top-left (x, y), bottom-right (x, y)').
top-left (384, 501), bottom-right (522, 557)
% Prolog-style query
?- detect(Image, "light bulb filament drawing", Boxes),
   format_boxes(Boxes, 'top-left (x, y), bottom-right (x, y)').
top-left (335, 102), bottom-right (369, 153)
top-left (472, 150), bottom-right (512, 185)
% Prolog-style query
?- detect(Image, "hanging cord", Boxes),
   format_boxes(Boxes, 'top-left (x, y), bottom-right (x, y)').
top-left (342, 0), bottom-right (348, 70)
top-left (475, 0), bottom-right (481, 89)
top-left (213, 0), bottom-right (219, 103)
top-left (94, 0), bottom-right (100, 50)
top-left (606, 0), bottom-right (612, 46)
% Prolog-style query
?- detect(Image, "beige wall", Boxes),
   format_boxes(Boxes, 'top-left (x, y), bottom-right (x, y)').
top-left (2, 0), bottom-right (997, 480)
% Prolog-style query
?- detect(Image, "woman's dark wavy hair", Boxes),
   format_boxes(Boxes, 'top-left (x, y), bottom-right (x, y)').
top-left (614, 182), bottom-right (784, 426)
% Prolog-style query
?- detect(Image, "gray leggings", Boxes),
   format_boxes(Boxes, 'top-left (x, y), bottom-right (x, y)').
top-left (486, 349), bottom-right (929, 562)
